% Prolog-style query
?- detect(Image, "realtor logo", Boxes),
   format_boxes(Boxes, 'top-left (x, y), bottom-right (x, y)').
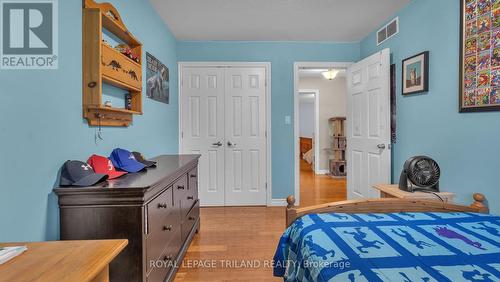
top-left (0, 0), bottom-right (58, 69)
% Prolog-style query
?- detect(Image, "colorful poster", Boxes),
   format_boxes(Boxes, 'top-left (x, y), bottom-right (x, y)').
top-left (478, 51), bottom-right (491, 70)
top-left (461, 0), bottom-right (500, 111)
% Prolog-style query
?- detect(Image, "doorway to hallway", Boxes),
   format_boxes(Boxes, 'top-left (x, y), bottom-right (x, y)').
top-left (295, 62), bottom-right (351, 206)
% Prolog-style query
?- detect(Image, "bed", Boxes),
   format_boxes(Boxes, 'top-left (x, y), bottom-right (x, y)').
top-left (274, 194), bottom-right (500, 281)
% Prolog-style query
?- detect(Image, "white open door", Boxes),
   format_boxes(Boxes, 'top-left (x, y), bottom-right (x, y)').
top-left (346, 49), bottom-right (391, 199)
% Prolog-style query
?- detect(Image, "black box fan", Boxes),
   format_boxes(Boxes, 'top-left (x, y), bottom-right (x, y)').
top-left (399, 156), bottom-right (440, 192)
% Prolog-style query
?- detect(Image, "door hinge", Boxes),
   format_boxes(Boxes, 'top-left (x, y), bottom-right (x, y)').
top-left (265, 182), bottom-right (268, 190)
top-left (181, 131), bottom-right (184, 139)
top-left (265, 131), bottom-right (267, 138)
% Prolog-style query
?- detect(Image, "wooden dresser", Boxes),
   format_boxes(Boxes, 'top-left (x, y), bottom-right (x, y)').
top-left (299, 137), bottom-right (312, 157)
top-left (54, 155), bottom-right (200, 282)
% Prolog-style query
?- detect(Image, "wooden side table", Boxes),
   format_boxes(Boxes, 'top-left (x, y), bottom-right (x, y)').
top-left (373, 184), bottom-right (455, 202)
top-left (0, 239), bottom-right (127, 282)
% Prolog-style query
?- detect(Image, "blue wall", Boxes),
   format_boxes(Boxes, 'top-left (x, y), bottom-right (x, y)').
top-left (177, 41), bottom-right (360, 199)
top-left (2, 0), bottom-right (497, 243)
top-left (361, 0), bottom-right (500, 213)
top-left (0, 0), bottom-right (179, 242)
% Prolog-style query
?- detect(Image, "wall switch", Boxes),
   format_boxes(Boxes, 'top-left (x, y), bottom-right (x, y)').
top-left (285, 115), bottom-right (291, 125)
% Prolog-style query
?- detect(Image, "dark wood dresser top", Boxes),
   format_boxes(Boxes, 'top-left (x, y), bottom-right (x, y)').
top-left (54, 155), bottom-right (200, 205)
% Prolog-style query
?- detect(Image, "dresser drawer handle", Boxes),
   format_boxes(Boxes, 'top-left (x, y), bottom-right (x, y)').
top-left (187, 196), bottom-right (194, 200)
top-left (163, 225), bottom-right (173, 231)
top-left (177, 185), bottom-right (185, 190)
top-left (188, 216), bottom-right (195, 221)
top-left (190, 174), bottom-right (197, 178)
top-left (163, 255), bottom-right (172, 262)
top-left (157, 203), bottom-right (167, 209)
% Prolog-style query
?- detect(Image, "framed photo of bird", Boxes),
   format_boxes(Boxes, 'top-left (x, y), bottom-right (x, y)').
top-left (402, 51), bottom-right (429, 95)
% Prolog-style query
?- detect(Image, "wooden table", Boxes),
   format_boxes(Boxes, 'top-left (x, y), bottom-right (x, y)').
top-left (373, 184), bottom-right (455, 202)
top-left (0, 240), bottom-right (127, 282)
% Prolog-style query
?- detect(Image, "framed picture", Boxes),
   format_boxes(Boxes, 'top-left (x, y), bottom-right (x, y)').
top-left (146, 52), bottom-right (169, 104)
top-left (402, 51), bottom-right (429, 95)
top-left (459, 0), bottom-right (500, 112)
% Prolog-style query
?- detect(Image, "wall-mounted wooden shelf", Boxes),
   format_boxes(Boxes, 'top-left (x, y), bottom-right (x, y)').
top-left (103, 43), bottom-right (141, 67)
top-left (83, 0), bottom-right (143, 127)
top-left (87, 105), bottom-right (142, 115)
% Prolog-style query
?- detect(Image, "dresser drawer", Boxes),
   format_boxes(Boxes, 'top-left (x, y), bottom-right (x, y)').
top-left (187, 167), bottom-right (198, 201)
top-left (147, 187), bottom-right (174, 234)
top-left (180, 168), bottom-right (198, 217)
top-left (147, 229), bottom-right (181, 282)
top-left (145, 210), bottom-right (180, 274)
top-left (181, 200), bottom-right (199, 242)
top-left (173, 174), bottom-right (188, 199)
top-left (180, 190), bottom-right (197, 218)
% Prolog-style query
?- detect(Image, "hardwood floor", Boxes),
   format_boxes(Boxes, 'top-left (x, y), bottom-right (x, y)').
top-left (175, 159), bottom-right (346, 281)
top-left (175, 207), bottom-right (284, 281)
top-left (299, 159), bottom-right (346, 207)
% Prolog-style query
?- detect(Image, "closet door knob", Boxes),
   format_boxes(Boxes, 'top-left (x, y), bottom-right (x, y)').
top-left (212, 141), bottom-right (223, 147)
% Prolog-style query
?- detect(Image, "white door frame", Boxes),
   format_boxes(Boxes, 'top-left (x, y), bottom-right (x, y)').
top-left (178, 62), bottom-right (273, 206)
top-left (293, 62), bottom-right (353, 206)
top-left (298, 89), bottom-right (320, 173)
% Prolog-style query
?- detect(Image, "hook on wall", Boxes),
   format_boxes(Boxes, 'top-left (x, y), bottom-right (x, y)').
top-left (94, 113), bottom-right (104, 144)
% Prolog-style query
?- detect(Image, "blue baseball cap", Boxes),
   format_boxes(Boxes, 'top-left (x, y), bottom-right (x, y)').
top-left (109, 148), bottom-right (146, 173)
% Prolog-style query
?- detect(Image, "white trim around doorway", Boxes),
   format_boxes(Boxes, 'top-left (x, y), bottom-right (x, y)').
top-left (293, 62), bottom-right (353, 206)
top-left (178, 62), bottom-right (273, 206)
top-left (298, 89), bottom-right (320, 173)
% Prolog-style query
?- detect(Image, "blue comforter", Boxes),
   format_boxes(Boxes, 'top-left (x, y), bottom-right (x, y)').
top-left (273, 212), bottom-right (500, 281)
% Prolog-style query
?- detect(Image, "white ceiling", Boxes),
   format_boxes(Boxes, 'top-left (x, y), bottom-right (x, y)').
top-left (299, 68), bottom-right (346, 79)
top-left (149, 0), bottom-right (410, 41)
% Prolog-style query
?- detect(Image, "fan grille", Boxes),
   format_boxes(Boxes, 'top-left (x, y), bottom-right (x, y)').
top-left (408, 158), bottom-right (440, 187)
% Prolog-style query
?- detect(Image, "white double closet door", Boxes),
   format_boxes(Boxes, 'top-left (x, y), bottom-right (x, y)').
top-left (181, 66), bottom-right (268, 206)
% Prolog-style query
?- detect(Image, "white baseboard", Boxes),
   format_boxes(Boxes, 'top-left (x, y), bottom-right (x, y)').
top-left (315, 169), bottom-right (330, 175)
top-left (268, 198), bottom-right (287, 206)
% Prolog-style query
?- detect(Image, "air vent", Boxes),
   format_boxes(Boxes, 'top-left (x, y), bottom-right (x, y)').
top-left (377, 17), bottom-right (399, 45)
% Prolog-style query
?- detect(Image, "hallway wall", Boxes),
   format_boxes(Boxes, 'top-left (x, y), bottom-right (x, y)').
top-left (299, 77), bottom-right (347, 172)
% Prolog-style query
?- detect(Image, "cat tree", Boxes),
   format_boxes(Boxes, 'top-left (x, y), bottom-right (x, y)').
top-left (328, 117), bottom-right (346, 178)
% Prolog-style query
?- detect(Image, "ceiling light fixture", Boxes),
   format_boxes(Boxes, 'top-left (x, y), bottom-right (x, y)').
top-left (322, 69), bottom-right (339, 80)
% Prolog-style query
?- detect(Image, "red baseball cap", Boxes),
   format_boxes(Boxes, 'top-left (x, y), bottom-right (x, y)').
top-left (87, 154), bottom-right (127, 179)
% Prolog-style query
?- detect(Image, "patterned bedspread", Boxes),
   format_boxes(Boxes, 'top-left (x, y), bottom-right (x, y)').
top-left (273, 212), bottom-right (500, 281)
